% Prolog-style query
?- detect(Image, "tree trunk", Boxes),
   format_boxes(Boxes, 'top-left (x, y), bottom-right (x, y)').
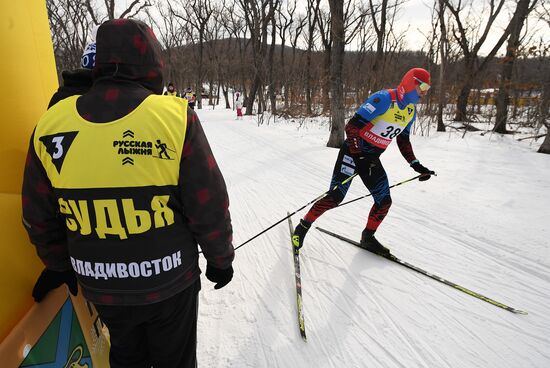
top-left (326, 0), bottom-right (345, 148)
top-left (370, 0), bottom-right (388, 91)
top-left (539, 76), bottom-right (550, 129)
top-left (538, 127), bottom-right (550, 153)
top-left (455, 81), bottom-right (472, 122)
top-left (322, 51), bottom-right (331, 114)
top-left (437, 0), bottom-right (447, 132)
top-left (196, 38), bottom-right (204, 110)
top-left (222, 84), bottom-right (230, 109)
top-left (280, 38), bottom-right (288, 109)
top-left (305, 48), bottom-right (313, 115)
top-left (538, 75), bottom-right (550, 153)
top-left (288, 46), bottom-right (298, 109)
top-left (494, 0), bottom-right (532, 134)
top-left (494, 85), bottom-right (511, 133)
top-left (268, 15), bottom-right (277, 114)
top-left (305, 0), bottom-right (320, 115)
top-left (247, 74), bottom-right (261, 115)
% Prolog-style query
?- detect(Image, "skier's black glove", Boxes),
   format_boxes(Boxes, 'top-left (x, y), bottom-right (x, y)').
top-left (410, 160), bottom-right (435, 181)
top-left (32, 268), bottom-right (78, 302)
top-left (206, 264), bottom-right (233, 290)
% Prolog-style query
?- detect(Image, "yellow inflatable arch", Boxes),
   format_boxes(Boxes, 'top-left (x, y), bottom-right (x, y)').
top-left (0, 2), bottom-right (109, 366)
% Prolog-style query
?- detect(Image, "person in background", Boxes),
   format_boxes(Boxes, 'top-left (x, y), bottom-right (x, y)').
top-left (22, 19), bottom-right (234, 368)
top-left (47, 42), bottom-right (96, 108)
top-left (164, 82), bottom-right (178, 96)
top-left (185, 87), bottom-right (197, 110)
top-left (292, 68), bottom-right (435, 256)
top-left (235, 91), bottom-right (243, 120)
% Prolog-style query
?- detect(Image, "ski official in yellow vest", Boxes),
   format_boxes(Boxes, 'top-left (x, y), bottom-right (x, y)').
top-left (22, 19), bottom-right (234, 368)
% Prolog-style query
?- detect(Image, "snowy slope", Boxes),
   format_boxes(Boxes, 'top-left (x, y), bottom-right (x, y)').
top-left (194, 107), bottom-right (550, 368)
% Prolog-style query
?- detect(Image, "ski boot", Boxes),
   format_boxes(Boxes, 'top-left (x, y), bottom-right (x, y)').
top-left (292, 219), bottom-right (311, 253)
top-left (360, 229), bottom-right (391, 257)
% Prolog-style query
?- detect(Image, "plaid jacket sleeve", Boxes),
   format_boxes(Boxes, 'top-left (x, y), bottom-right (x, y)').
top-left (22, 130), bottom-right (71, 271)
top-left (179, 109), bottom-right (234, 269)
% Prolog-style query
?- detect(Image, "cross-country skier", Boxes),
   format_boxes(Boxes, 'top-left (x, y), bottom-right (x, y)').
top-left (292, 68), bottom-right (435, 256)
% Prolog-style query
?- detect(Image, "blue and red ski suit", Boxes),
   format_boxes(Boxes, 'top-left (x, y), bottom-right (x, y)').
top-left (304, 69), bottom-right (429, 233)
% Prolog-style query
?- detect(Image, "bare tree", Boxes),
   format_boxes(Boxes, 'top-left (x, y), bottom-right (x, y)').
top-left (366, 0), bottom-right (406, 91)
top-left (147, 4), bottom-right (188, 89)
top-left (221, 3), bottom-right (250, 101)
top-left (369, 0), bottom-right (389, 91)
top-left (436, 0), bottom-right (449, 132)
top-left (238, 0), bottom-right (279, 115)
top-left (213, 9), bottom-right (239, 109)
top-left (305, 0), bottom-right (322, 115)
top-left (47, 0), bottom-right (93, 76)
top-left (538, 77), bottom-right (550, 153)
top-left (276, 0), bottom-right (298, 109)
top-left (536, 0), bottom-right (550, 153)
top-left (85, 0), bottom-right (151, 24)
top-left (443, 0), bottom-right (520, 122)
top-left (326, 0), bottom-right (346, 148)
top-left (267, 1), bottom-right (281, 114)
top-left (316, 7), bottom-right (333, 114)
top-left (494, 0), bottom-right (538, 134)
top-left (182, 0), bottom-right (215, 109)
top-left (351, 17), bottom-right (377, 104)
top-left (287, 14), bottom-right (307, 111)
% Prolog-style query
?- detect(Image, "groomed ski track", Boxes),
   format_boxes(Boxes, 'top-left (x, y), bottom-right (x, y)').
top-left (195, 108), bottom-right (550, 368)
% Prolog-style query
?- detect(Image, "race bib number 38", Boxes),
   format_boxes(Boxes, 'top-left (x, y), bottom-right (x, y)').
top-left (359, 104), bottom-right (414, 148)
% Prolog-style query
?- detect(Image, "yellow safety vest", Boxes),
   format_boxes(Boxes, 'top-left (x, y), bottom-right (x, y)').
top-left (33, 95), bottom-right (196, 300)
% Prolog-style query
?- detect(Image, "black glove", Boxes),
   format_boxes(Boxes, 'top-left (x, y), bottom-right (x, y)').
top-left (32, 268), bottom-right (78, 302)
top-left (206, 264), bottom-right (233, 290)
top-left (410, 160), bottom-right (435, 181)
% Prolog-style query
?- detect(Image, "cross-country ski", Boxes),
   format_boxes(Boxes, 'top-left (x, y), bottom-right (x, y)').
top-left (288, 214), bottom-right (307, 340)
top-left (316, 226), bottom-right (527, 315)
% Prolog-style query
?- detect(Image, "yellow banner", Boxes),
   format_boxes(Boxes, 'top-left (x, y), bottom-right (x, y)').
top-left (0, 1), bottom-right (110, 366)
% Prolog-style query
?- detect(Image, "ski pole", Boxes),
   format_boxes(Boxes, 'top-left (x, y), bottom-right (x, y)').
top-left (337, 173), bottom-right (432, 208)
top-left (233, 173), bottom-right (358, 251)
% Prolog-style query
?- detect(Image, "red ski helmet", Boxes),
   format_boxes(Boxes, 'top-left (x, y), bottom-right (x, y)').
top-left (397, 68), bottom-right (431, 104)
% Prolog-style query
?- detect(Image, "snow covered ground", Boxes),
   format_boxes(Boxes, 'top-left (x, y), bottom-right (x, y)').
top-left (194, 106), bottom-right (550, 368)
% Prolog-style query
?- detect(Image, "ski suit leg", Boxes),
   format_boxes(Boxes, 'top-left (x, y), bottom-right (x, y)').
top-left (354, 157), bottom-right (392, 231)
top-left (304, 145), bottom-right (355, 223)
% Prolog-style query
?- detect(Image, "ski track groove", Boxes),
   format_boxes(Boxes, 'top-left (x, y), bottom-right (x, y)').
top-left (397, 201), bottom-right (550, 282)
top-left (193, 113), bottom-right (550, 367)
top-left (393, 202), bottom-right (550, 314)
top-left (314, 232), bottom-right (454, 368)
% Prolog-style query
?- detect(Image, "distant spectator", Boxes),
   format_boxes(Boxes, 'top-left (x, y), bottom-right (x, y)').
top-left (184, 87), bottom-right (197, 109)
top-left (164, 82), bottom-right (178, 96)
top-left (47, 42), bottom-right (96, 108)
top-left (235, 92), bottom-right (243, 120)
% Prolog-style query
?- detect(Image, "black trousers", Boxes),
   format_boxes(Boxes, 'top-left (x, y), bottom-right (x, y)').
top-left (95, 279), bottom-right (200, 368)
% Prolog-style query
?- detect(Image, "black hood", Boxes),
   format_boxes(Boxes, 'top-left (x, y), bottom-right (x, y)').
top-left (94, 19), bottom-right (164, 94)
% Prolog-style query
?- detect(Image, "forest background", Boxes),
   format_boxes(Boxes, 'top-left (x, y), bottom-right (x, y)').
top-left (46, 0), bottom-right (550, 152)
